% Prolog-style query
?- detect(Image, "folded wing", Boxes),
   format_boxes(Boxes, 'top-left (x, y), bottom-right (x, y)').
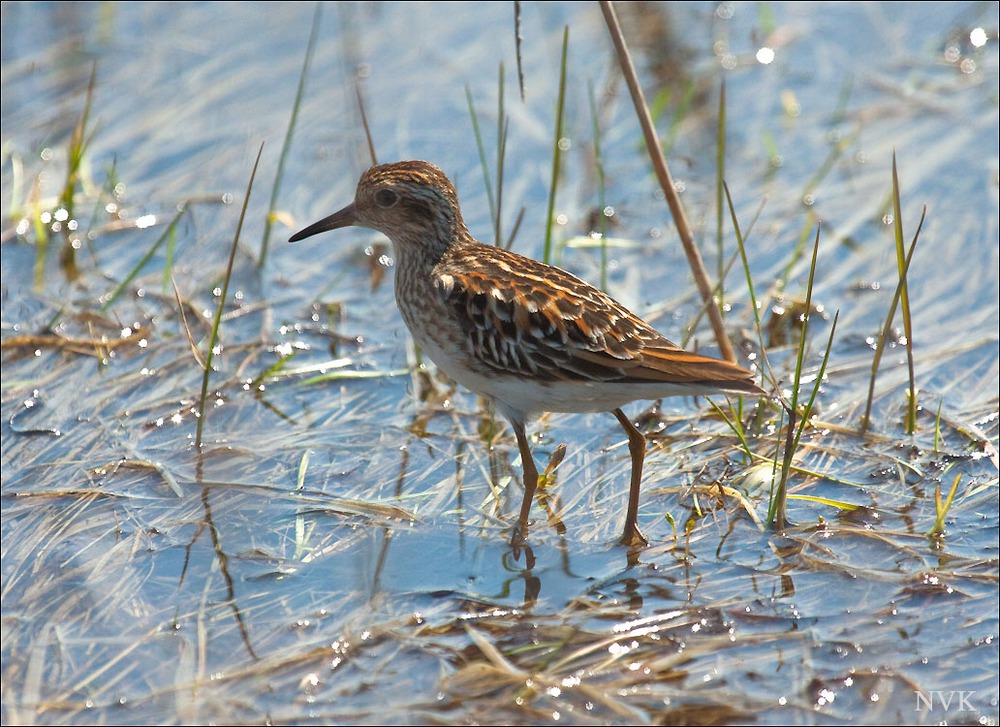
top-left (435, 245), bottom-right (762, 395)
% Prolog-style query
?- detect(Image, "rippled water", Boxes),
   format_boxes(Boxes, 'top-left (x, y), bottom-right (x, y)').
top-left (3, 2), bottom-right (997, 725)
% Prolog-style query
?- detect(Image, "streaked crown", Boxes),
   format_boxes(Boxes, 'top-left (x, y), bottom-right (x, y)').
top-left (352, 161), bottom-right (469, 254)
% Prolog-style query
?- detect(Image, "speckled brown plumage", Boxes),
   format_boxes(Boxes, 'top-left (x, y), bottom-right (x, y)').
top-left (290, 160), bottom-right (763, 549)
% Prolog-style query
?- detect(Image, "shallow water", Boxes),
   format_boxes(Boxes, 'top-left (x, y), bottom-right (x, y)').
top-left (2, 2), bottom-right (998, 725)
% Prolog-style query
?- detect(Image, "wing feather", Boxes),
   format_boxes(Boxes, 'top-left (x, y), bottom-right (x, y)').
top-left (434, 244), bottom-right (761, 394)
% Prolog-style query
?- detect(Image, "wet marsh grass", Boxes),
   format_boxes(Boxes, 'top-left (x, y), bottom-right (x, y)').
top-left (601, 0), bottom-right (738, 364)
top-left (258, 3), bottom-right (322, 268)
top-left (2, 2), bottom-right (998, 725)
top-left (194, 143), bottom-right (263, 447)
top-left (542, 26), bottom-right (570, 266)
top-left (466, 64), bottom-right (524, 251)
top-left (862, 154), bottom-right (924, 434)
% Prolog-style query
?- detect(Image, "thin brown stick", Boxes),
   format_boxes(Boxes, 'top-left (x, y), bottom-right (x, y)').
top-left (513, 1), bottom-right (525, 102)
top-left (356, 82), bottom-right (378, 166)
top-left (599, 1), bottom-right (736, 363)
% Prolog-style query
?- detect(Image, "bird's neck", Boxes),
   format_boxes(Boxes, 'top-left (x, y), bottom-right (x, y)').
top-left (391, 223), bottom-right (475, 279)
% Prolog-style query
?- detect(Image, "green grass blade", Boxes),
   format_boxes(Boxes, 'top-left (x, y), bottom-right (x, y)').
top-left (496, 65), bottom-right (509, 250)
top-left (803, 127), bottom-right (858, 199)
top-left (928, 473), bottom-right (962, 538)
top-left (715, 81), bottom-right (727, 290)
top-left (587, 79), bottom-right (609, 290)
top-left (724, 181), bottom-right (777, 385)
top-left (466, 83), bottom-right (497, 241)
top-left (766, 227), bottom-right (827, 530)
top-left (933, 399), bottom-right (943, 452)
top-left (32, 203), bottom-right (49, 290)
top-left (196, 142), bottom-right (265, 448)
top-left (260, 2), bottom-right (321, 267)
top-left (777, 213), bottom-right (817, 295)
top-left (504, 206), bottom-right (526, 251)
top-left (861, 191), bottom-right (923, 431)
top-left (786, 494), bottom-right (860, 511)
top-left (660, 79), bottom-right (695, 158)
top-left (56, 63), bottom-right (99, 281)
top-left (542, 26), bottom-right (569, 265)
top-left (101, 207), bottom-right (188, 312)
top-left (891, 153), bottom-right (919, 432)
top-left (59, 63), bottom-right (97, 225)
top-left (708, 397), bottom-right (752, 460)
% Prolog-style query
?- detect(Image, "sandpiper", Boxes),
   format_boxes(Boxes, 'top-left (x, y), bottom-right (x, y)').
top-left (290, 160), bottom-right (763, 547)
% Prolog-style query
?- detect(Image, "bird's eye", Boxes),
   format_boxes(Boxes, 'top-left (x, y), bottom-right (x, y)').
top-left (374, 189), bottom-right (399, 208)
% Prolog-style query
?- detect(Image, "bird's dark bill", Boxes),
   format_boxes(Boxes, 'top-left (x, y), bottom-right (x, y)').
top-left (288, 203), bottom-right (356, 242)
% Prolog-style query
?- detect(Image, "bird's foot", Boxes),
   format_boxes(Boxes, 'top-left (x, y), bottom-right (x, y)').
top-left (509, 520), bottom-right (533, 562)
top-left (510, 521), bottom-right (528, 548)
top-left (620, 524), bottom-right (648, 548)
top-left (510, 523), bottom-right (535, 568)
